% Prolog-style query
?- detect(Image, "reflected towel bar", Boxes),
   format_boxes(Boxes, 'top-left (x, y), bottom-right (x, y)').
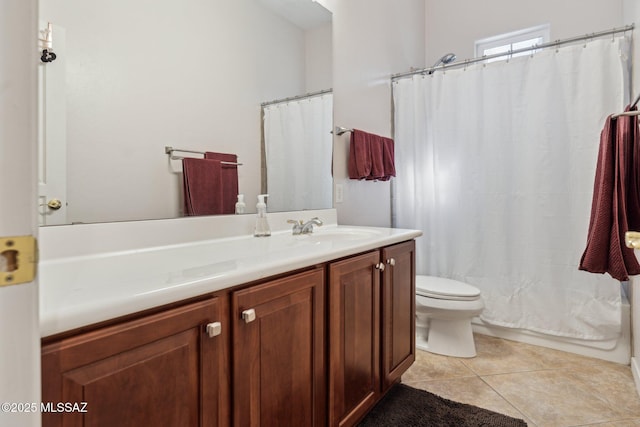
top-left (333, 126), bottom-right (354, 136)
top-left (165, 146), bottom-right (243, 165)
top-left (611, 111), bottom-right (640, 119)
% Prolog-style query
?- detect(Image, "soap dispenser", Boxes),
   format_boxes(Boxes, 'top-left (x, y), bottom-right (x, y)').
top-left (235, 194), bottom-right (246, 214)
top-left (254, 194), bottom-right (271, 237)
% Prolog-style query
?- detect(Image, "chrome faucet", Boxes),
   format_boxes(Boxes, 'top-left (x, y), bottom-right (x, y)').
top-left (287, 217), bottom-right (323, 235)
top-left (301, 217), bottom-right (323, 234)
top-left (287, 219), bottom-right (304, 235)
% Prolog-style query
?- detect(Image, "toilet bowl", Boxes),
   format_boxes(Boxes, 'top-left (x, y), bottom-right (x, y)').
top-left (415, 275), bottom-right (484, 358)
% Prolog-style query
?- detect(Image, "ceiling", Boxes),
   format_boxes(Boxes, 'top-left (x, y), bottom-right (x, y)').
top-left (257, 0), bottom-right (332, 30)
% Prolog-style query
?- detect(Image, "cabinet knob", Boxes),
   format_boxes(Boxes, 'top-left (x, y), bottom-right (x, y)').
top-left (206, 322), bottom-right (222, 338)
top-left (386, 258), bottom-right (396, 266)
top-left (375, 262), bottom-right (385, 271)
top-left (242, 308), bottom-right (256, 323)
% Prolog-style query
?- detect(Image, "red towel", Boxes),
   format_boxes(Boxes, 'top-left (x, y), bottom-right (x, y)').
top-left (204, 152), bottom-right (239, 214)
top-left (579, 106), bottom-right (640, 281)
top-left (369, 135), bottom-right (385, 180)
top-left (348, 130), bottom-right (372, 179)
top-left (182, 158), bottom-right (223, 216)
top-left (381, 136), bottom-right (396, 181)
top-left (348, 129), bottom-right (396, 181)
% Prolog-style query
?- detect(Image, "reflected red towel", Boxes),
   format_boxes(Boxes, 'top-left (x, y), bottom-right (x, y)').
top-left (348, 130), bottom-right (371, 179)
top-left (348, 129), bottom-right (396, 181)
top-left (369, 135), bottom-right (385, 180)
top-left (182, 158), bottom-right (223, 216)
top-left (381, 136), bottom-right (396, 181)
top-left (579, 106), bottom-right (640, 281)
top-left (204, 152), bottom-right (239, 215)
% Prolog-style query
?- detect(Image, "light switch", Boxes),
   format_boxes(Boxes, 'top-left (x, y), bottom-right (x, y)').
top-left (335, 184), bottom-right (344, 203)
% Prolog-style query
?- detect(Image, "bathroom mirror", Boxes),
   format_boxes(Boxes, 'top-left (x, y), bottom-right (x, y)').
top-left (38, 0), bottom-right (332, 225)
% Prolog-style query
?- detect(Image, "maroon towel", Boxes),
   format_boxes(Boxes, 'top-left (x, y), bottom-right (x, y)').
top-left (381, 136), bottom-right (396, 181)
top-left (182, 158), bottom-right (223, 216)
top-left (579, 105), bottom-right (640, 281)
top-left (369, 135), bottom-right (385, 180)
top-left (348, 130), bottom-right (372, 179)
top-left (348, 129), bottom-right (396, 181)
top-left (204, 152), bottom-right (239, 215)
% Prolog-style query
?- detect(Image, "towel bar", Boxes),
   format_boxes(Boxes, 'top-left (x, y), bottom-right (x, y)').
top-left (165, 146), bottom-right (243, 165)
top-left (333, 126), bottom-right (354, 136)
top-left (612, 93), bottom-right (640, 119)
top-left (611, 110), bottom-right (640, 119)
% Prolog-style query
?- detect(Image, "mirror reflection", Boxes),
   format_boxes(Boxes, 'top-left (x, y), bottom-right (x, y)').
top-left (261, 90), bottom-right (333, 212)
top-left (38, 0), bottom-right (332, 225)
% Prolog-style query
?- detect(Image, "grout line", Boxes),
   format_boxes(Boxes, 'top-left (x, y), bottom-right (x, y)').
top-left (477, 374), bottom-right (535, 426)
top-left (410, 339), bottom-right (640, 426)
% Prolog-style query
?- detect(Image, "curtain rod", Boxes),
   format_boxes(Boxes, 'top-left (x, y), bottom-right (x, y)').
top-left (261, 88), bottom-right (332, 107)
top-left (392, 24), bottom-right (635, 81)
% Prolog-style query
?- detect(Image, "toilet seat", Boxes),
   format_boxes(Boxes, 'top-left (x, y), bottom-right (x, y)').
top-left (416, 276), bottom-right (480, 301)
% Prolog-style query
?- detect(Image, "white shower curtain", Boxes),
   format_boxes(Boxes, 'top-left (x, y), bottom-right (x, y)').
top-left (393, 37), bottom-right (630, 340)
top-left (263, 93), bottom-right (333, 212)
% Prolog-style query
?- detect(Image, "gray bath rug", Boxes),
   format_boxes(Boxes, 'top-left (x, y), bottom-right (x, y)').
top-left (358, 383), bottom-right (527, 427)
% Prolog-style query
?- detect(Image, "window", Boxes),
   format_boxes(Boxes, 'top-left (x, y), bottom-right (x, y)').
top-left (475, 24), bottom-right (550, 63)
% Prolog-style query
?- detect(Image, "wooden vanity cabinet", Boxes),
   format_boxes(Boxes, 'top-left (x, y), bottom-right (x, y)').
top-left (328, 241), bottom-right (416, 427)
top-left (231, 267), bottom-right (325, 427)
top-left (328, 250), bottom-right (381, 427)
top-left (41, 297), bottom-right (227, 427)
top-left (41, 239), bottom-right (415, 427)
top-left (381, 240), bottom-right (416, 389)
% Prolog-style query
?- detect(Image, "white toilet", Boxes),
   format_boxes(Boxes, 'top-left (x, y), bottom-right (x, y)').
top-left (415, 275), bottom-right (484, 358)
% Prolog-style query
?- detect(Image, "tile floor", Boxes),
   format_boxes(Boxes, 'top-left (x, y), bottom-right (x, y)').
top-left (401, 334), bottom-right (640, 427)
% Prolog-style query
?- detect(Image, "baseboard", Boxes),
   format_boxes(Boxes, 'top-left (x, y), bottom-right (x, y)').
top-left (632, 357), bottom-right (640, 397)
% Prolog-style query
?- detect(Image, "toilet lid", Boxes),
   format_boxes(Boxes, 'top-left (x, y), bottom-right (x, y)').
top-left (416, 276), bottom-right (481, 301)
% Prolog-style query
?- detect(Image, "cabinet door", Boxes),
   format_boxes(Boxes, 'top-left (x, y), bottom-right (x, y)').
top-left (41, 297), bottom-right (225, 427)
top-left (381, 240), bottom-right (416, 389)
top-left (232, 268), bottom-right (325, 427)
top-left (328, 250), bottom-right (381, 427)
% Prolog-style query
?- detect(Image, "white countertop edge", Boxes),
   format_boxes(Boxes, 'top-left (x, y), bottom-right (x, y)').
top-left (40, 226), bottom-right (422, 337)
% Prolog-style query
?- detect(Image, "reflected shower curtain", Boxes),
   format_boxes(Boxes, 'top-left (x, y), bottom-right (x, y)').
top-left (263, 93), bottom-right (333, 212)
top-left (393, 37), bottom-right (630, 340)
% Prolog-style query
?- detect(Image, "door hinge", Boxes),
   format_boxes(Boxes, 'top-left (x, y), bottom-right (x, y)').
top-left (1, 236), bottom-right (38, 287)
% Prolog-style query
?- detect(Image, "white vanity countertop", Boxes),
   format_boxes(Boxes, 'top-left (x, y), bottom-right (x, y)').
top-left (39, 221), bottom-right (422, 337)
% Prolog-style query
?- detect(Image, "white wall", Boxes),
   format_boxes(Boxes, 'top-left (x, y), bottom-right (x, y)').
top-left (425, 0), bottom-right (624, 65)
top-left (39, 0), bottom-right (311, 224)
top-left (0, 1), bottom-right (41, 425)
top-left (305, 22), bottom-right (332, 93)
top-left (332, 0), bottom-right (425, 227)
